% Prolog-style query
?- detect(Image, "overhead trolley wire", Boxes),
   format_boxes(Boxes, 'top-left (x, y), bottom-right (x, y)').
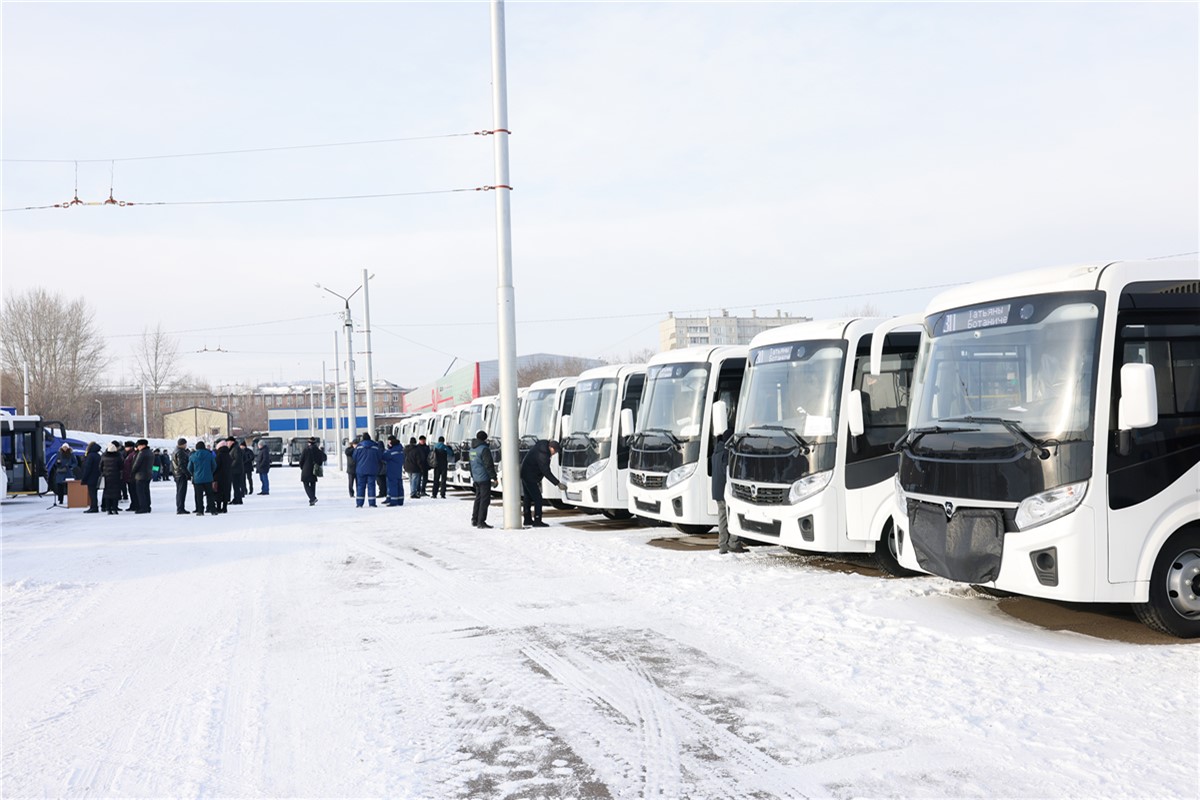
top-left (1, 130), bottom-right (503, 164)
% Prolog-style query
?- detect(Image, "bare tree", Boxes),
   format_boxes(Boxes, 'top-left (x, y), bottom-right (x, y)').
top-left (843, 303), bottom-right (884, 318)
top-left (133, 323), bottom-right (181, 396)
top-left (0, 288), bottom-right (109, 424)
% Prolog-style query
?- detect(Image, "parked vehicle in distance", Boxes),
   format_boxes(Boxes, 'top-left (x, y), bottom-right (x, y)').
top-left (627, 346), bottom-right (747, 533)
top-left (257, 436), bottom-right (285, 466)
top-left (873, 259), bottom-right (1200, 637)
top-left (724, 318), bottom-right (920, 573)
top-left (560, 364), bottom-right (647, 519)
top-left (1, 411), bottom-right (68, 496)
top-left (456, 396), bottom-right (499, 487)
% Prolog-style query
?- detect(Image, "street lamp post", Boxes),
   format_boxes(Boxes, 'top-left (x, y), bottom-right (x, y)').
top-left (95, 399), bottom-right (103, 435)
top-left (362, 268), bottom-right (377, 440)
top-left (316, 283), bottom-right (361, 445)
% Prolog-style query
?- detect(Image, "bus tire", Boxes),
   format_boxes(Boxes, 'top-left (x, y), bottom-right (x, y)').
top-left (1133, 528), bottom-right (1200, 639)
top-left (674, 523), bottom-right (712, 535)
top-left (873, 521), bottom-right (917, 577)
top-left (601, 508), bottom-right (633, 521)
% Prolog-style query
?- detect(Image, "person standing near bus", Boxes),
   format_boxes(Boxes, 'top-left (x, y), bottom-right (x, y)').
top-left (80, 441), bottom-right (102, 513)
top-left (172, 438), bottom-right (192, 515)
top-left (431, 436), bottom-right (453, 499)
top-left (300, 436), bottom-right (328, 506)
top-left (352, 433), bottom-right (382, 507)
top-left (382, 435), bottom-right (406, 506)
top-left (469, 431), bottom-right (497, 529)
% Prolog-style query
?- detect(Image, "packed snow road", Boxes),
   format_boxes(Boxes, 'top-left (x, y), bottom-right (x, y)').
top-left (3, 476), bottom-right (1196, 799)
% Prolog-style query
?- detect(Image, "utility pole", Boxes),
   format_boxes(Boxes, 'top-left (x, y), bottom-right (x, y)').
top-left (491, 0), bottom-right (521, 530)
top-left (96, 399), bottom-right (103, 435)
top-left (142, 384), bottom-right (148, 438)
top-left (334, 333), bottom-right (343, 471)
top-left (321, 361), bottom-right (328, 453)
top-left (317, 282), bottom-right (361, 446)
top-left (23, 363), bottom-right (30, 415)
top-left (362, 268), bottom-right (377, 440)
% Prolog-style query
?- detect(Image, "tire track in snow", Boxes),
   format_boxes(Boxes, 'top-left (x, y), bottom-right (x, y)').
top-left (346, 533), bottom-right (814, 799)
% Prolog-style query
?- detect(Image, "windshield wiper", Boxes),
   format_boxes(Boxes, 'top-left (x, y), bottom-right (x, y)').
top-left (641, 427), bottom-right (683, 447)
top-left (941, 416), bottom-right (1053, 459)
top-left (892, 425), bottom-right (979, 453)
top-left (749, 424), bottom-right (813, 453)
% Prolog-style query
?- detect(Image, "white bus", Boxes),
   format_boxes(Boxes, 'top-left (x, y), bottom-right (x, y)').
top-left (516, 377), bottom-right (577, 507)
top-left (626, 346), bottom-right (747, 533)
top-left (873, 259), bottom-right (1200, 637)
top-left (455, 395), bottom-right (498, 486)
top-left (560, 364), bottom-right (647, 519)
top-left (725, 319), bottom-right (919, 572)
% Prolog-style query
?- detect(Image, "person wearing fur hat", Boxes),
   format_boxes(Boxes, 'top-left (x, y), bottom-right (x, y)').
top-left (79, 442), bottom-right (102, 513)
top-left (100, 443), bottom-right (125, 514)
top-left (47, 443), bottom-right (78, 505)
top-left (131, 439), bottom-right (154, 514)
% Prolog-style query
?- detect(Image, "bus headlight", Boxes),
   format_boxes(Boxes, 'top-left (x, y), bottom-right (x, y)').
top-left (665, 462), bottom-right (697, 489)
top-left (894, 474), bottom-right (906, 509)
top-left (585, 458), bottom-right (609, 480)
top-left (1015, 481), bottom-right (1088, 530)
top-left (788, 470), bottom-right (832, 504)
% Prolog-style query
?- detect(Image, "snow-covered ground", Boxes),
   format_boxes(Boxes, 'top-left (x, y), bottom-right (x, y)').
top-left (3, 472), bottom-right (1196, 799)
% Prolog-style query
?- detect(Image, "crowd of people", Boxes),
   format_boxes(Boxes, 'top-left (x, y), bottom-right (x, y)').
top-left (45, 431), bottom-right (575, 532)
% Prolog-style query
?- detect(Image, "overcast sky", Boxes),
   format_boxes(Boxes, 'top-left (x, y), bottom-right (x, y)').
top-left (3, 1), bottom-right (1197, 389)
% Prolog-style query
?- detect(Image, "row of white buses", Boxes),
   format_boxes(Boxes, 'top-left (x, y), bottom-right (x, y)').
top-left (392, 258), bottom-right (1197, 637)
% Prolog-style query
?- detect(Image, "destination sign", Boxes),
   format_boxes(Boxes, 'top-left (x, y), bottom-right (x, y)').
top-left (937, 303), bottom-right (1012, 335)
top-left (753, 345), bottom-right (803, 365)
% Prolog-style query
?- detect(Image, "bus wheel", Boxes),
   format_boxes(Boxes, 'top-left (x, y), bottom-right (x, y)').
top-left (1133, 529), bottom-right (1200, 639)
top-left (674, 523), bottom-right (712, 535)
top-left (873, 521), bottom-right (917, 577)
top-left (601, 509), bottom-right (633, 521)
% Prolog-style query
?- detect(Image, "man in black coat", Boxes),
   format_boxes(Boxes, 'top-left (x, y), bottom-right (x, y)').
top-left (711, 431), bottom-right (746, 554)
top-left (131, 439), bottom-right (155, 514)
top-left (299, 437), bottom-right (327, 506)
top-left (213, 440), bottom-right (233, 513)
top-left (519, 439), bottom-right (566, 528)
top-left (344, 441), bottom-right (357, 498)
top-left (228, 437), bottom-right (245, 504)
top-left (416, 435), bottom-right (432, 496)
top-left (241, 440), bottom-right (255, 495)
top-left (172, 438), bottom-right (192, 515)
top-left (404, 437), bottom-right (424, 499)
top-left (80, 442), bottom-right (102, 513)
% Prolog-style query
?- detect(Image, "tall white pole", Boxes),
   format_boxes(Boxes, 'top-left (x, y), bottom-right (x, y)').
top-left (334, 333), bottom-right (343, 471)
top-left (23, 363), bottom-right (30, 414)
top-left (491, 0), bottom-right (521, 530)
top-left (362, 268), bottom-right (377, 440)
top-left (344, 302), bottom-right (358, 445)
top-left (321, 361), bottom-right (329, 453)
top-left (142, 384), bottom-right (148, 438)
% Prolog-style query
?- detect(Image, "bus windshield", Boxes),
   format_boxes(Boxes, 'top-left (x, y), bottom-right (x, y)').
top-left (736, 341), bottom-right (845, 439)
top-left (520, 389), bottom-right (558, 443)
top-left (569, 378), bottom-right (618, 441)
top-left (911, 295), bottom-right (1102, 440)
top-left (637, 362), bottom-right (709, 446)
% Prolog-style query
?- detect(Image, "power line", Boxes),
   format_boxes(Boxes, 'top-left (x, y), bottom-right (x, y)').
top-left (1, 130), bottom-right (502, 164)
top-left (1, 186), bottom-right (505, 213)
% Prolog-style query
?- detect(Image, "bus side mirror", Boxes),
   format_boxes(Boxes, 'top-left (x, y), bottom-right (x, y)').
top-left (560, 415), bottom-right (571, 438)
top-left (847, 389), bottom-right (865, 437)
top-left (1118, 363), bottom-right (1158, 431)
top-left (711, 400), bottom-right (729, 438)
top-left (620, 408), bottom-right (635, 437)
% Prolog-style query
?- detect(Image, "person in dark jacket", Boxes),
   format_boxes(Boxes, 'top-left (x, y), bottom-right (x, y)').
top-left (100, 442), bottom-right (125, 514)
top-left (468, 431), bottom-right (497, 528)
top-left (711, 431), bottom-right (745, 554)
top-left (344, 441), bottom-right (357, 498)
top-left (431, 436), bottom-right (453, 499)
top-left (228, 437), bottom-right (245, 505)
top-left (121, 441), bottom-right (138, 510)
top-left (255, 440), bottom-right (272, 495)
top-left (46, 444), bottom-right (79, 506)
top-left (188, 441), bottom-right (217, 515)
top-left (172, 438), bottom-right (192, 514)
top-left (519, 439), bottom-right (566, 527)
top-left (299, 437), bottom-right (327, 506)
top-left (80, 442), bottom-right (102, 513)
top-left (213, 440), bottom-right (233, 513)
top-left (382, 436), bottom-right (406, 506)
top-left (131, 439), bottom-right (155, 514)
top-left (352, 433), bottom-right (382, 507)
top-left (241, 440), bottom-right (255, 495)
top-left (403, 437), bottom-right (424, 499)
top-left (417, 435), bottom-right (432, 496)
